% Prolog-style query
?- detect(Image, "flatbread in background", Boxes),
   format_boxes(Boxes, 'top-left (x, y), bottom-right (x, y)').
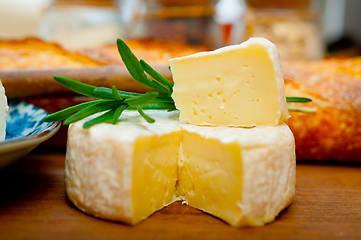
top-left (2, 36), bottom-right (361, 162)
top-left (0, 37), bottom-right (212, 69)
top-left (76, 38), bottom-right (213, 66)
top-left (0, 37), bottom-right (107, 70)
top-left (0, 37), bottom-right (210, 99)
top-left (283, 57), bottom-right (361, 162)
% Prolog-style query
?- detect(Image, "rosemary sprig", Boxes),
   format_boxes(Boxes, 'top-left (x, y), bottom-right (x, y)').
top-left (286, 97), bottom-right (316, 112)
top-left (140, 59), bottom-right (174, 92)
top-left (287, 106), bottom-right (316, 113)
top-left (117, 39), bottom-right (172, 95)
top-left (83, 108), bottom-right (118, 128)
top-left (286, 96), bottom-right (312, 103)
top-left (63, 100), bottom-right (121, 125)
top-left (43, 39), bottom-right (175, 128)
top-left (43, 38), bottom-right (314, 128)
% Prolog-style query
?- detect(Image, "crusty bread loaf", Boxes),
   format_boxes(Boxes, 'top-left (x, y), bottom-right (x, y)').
top-left (77, 38), bottom-right (212, 66)
top-left (2, 37), bottom-right (361, 162)
top-left (283, 57), bottom-right (361, 162)
top-left (0, 38), bottom-right (107, 70)
top-left (0, 37), bottom-right (211, 70)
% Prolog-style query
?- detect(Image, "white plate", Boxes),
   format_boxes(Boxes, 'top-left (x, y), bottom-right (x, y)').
top-left (0, 102), bottom-right (60, 169)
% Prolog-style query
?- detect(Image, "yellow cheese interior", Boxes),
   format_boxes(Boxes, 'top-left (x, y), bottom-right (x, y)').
top-left (171, 43), bottom-right (284, 126)
top-left (66, 118), bottom-right (295, 227)
top-left (132, 131), bottom-right (181, 224)
top-left (178, 130), bottom-right (243, 226)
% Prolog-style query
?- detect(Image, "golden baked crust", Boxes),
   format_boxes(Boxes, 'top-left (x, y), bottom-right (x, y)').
top-left (4, 37), bottom-right (361, 162)
top-left (283, 57), bottom-right (361, 162)
top-left (0, 37), bottom-right (107, 70)
top-left (78, 38), bottom-right (212, 66)
top-left (0, 37), bottom-right (211, 70)
top-left (1, 37), bottom-right (204, 99)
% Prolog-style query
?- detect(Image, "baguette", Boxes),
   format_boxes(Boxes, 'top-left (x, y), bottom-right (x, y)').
top-left (283, 57), bottom-right (361, 162)
top-left (0, 37), bottom-right (107, 70)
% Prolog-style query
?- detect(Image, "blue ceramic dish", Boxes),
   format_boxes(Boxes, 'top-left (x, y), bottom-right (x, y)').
top-left (0, 102), bottom-right (60, 169)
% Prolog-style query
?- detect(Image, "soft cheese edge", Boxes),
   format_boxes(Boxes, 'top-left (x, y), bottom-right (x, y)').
top-left (65, 111), bottom-right (181, 225)
top-left (178, 123), bottom-right (295, 227)
top-left (65, 111), bottom-right (295, 227)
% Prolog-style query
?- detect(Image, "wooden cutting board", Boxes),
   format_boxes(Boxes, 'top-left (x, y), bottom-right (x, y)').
top-left (0, 152), bottom-right (360, 240)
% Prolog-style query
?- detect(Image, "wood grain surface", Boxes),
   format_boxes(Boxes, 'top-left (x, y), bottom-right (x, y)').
top-left (0, 152), bottom-right (360, 240)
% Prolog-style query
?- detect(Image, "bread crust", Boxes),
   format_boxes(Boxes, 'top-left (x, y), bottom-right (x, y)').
top-left (2, 37), bottom-right (361, 162)
top-left (77, 38), bottom-right (212, 66)
top-left (0, 37), bottom-right (107, 70)
top-left (283, 58), bottom-right (361, 162)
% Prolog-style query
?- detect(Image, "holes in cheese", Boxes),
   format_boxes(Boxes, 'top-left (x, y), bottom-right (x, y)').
top-left (169, 37), bottom-right (289, 127)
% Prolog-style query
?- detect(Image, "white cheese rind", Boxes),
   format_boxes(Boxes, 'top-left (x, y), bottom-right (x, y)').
top-left (65, 111), bottom-right (295, 226)
top-left (65, 111), bottom-right (180, 224)
top-left (179, 123), bottom-right (295, 226)
top-left (66, 123), bottom-right (134, 222)
top-left (0, 80), bottom-right (8, 141)
top-left (169, 37), bottom-right (289, 127)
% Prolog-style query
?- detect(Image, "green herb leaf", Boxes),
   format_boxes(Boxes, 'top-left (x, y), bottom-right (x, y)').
top-left (117, 38), bottom-right (170, 94)
top-left (124, 91), bottom-right (159, 106)
top-left (43, 100), bottom-right (102, 122)
top-left (117, 90), bottom-right (141, 98)
top-left (147, 79), bottom-right (172, 94)
top-left (63, 100), bottom-right (122, 125)
top-left (54, 76), bottom-right (96, 98)
top-left (116, 38), bottom-right (149, 83)
top-left (112, 104), bottom-right (128, 124)
top-left (137, 106), bottom-right (155, 123)
top-left (94, 87), bottom-right (142, 99)
top-left (126, 102), bottom-right (176, 111)
top-left (93, 87), bottom-right (116, 99)
top-left (288, 106), bottom-right (316, 113)
top-left (167, 104), bottom-right (178, 111)
top-left (140, 59), bottom-right (174, 92)
top-left (83, 108), bottom-right (117, 128)
top-left (157, 92), bottom-right (174, 101)
top-left (112, 86), bottom-right (123, 101)
top-left (54, 76), bottom-right (115, 100)
top-left (286, 96), bottom-right (312, 103)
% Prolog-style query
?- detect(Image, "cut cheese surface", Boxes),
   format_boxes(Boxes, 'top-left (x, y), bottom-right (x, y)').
top-left (65, 111), bottom-right (181, 225)
top-left (169, 37), bottom-right (289, 127)
top-left (178, 123), bottom-right (295, 227)
top-left (132, 131), bottom-right (180, 223)
top-left (178, 131), bottom-right (243, 225)
top-left (65, 110), bottom-right (295, 227)
top-left (0, 79), bottom-right (8, 141)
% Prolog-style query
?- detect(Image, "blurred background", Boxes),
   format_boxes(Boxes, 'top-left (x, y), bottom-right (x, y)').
top-left (0, 0), bottom-right (360, 60)
top-left (1, 0), bottom-right (361, 155)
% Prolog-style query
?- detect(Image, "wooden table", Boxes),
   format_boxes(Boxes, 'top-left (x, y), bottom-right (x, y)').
top-left (0, 152), bottom-right (360, 240)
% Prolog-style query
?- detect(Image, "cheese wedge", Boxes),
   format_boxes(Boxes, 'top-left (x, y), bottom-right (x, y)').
top-left (178, 123), bottom-right (295, 227)
top-left (65, 111), bottom-right (295, 226)
top-left (169, 37), bottom-right (289, 127)
top-left (0, 79), bottom-right (8, 141)
top-left (65, 111), bottom-right (181, 225)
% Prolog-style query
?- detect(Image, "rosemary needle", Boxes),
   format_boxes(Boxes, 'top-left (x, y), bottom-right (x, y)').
top-left (43, 38), bottom-right (314, 127)
top-left (287, 106), bottom-right (316, 113)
